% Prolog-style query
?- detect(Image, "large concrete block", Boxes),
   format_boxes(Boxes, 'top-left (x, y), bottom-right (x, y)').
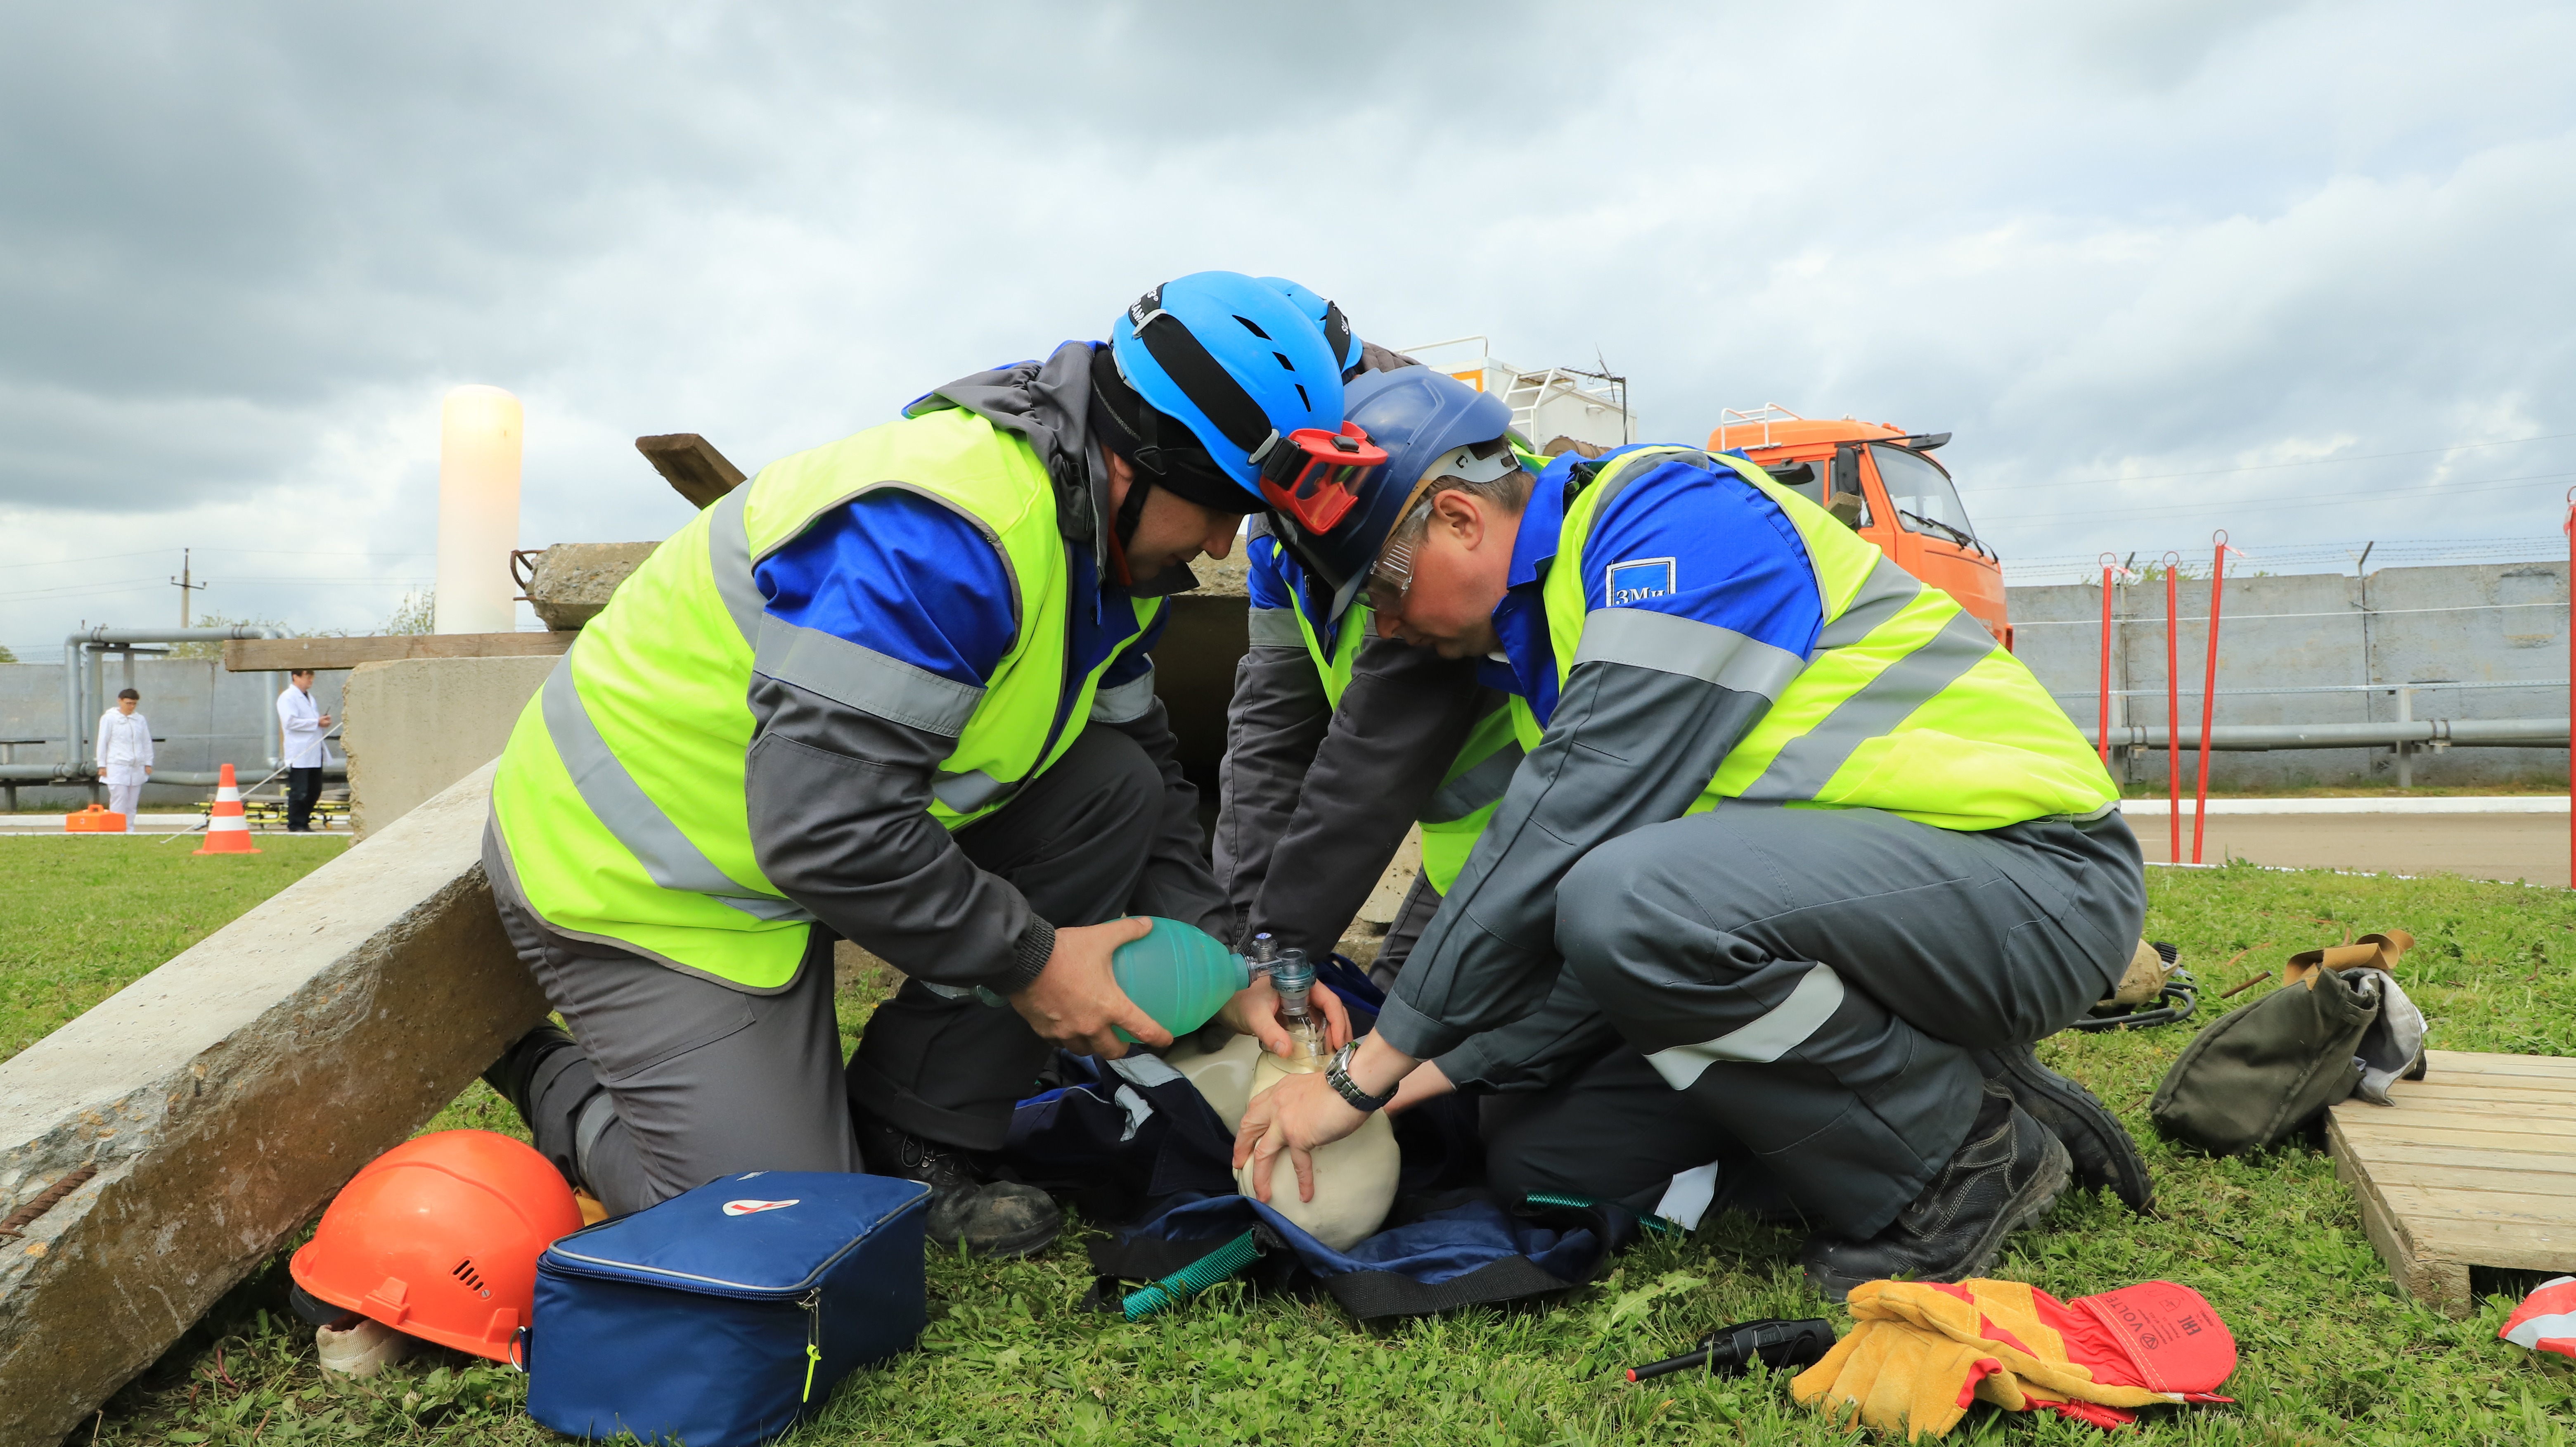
top-left (0, 763), bottom-right (546, 1445)
top-left (343, 655), bottom-right (556, 838)
top-left (524, 542), bottom-right (661, 632)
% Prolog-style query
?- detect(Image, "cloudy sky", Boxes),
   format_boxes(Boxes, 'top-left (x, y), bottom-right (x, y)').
top-left (4, 0), bottom-right (2572, 657)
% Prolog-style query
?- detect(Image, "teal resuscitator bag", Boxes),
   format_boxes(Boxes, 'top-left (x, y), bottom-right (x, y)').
top-left (525, 1171), bottom-right (931, 1446)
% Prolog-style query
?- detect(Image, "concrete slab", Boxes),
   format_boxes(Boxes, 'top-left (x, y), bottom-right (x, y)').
top-left (343, 655), bottom-right (556, 838)
top-left (0, 763), bottom-right (548, 1443)
top-left (524, 542), bottom-right (661, 632)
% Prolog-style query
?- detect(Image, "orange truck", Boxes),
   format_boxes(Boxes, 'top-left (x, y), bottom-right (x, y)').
top-left (1707, 406), bottom-right (2010, 650)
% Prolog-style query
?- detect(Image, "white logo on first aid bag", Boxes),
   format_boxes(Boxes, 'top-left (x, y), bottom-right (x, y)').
top-left (1606, 557), bottom-right (1677, 606)
top-left (722, 1199), bottom-right (800, 1216)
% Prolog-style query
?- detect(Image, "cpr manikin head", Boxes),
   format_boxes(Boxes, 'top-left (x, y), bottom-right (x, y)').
top-left (1368, 440), bottom-right (1532, 659)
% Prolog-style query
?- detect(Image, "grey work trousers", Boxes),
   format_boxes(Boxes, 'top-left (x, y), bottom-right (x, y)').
top-left (486, 722), bottom-right (1167, 1214)
top-left (1486, 805), bottom-right (2142, 1238)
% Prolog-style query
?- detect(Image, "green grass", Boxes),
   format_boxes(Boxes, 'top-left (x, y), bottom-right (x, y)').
top-left (48, 865), bottom-right (2576, 1444)
top-left (0, 835), bottom-right (348, 1063)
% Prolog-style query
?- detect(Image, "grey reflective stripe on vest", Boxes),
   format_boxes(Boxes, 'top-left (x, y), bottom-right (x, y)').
top-left (933, 769), bottom-right (1020, 814)
top-left (1089, 664), bottom-right (1158, 724)
top-left (1738, 607), bottom-right (2000, 801)
top-left (708, 486), bottom-right (765, 649)
top-left (1815, 556), bottom-right (1924, 650)
top-left (1646, 963), bottom-right (1846, 1090)
top-left (1573, 608), bottom-right (1806, 701)
top-left (1247, 605), bottom-right (1304, 648)
top-left (540, 655), bottom-right (814, 922)
top-left (754, 614), bottom-right (983, 737)
top-left (1421, 740), bottom-right (1525, 825)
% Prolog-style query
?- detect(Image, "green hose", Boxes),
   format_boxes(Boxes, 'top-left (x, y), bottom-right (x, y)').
top-left (1523, 1192), bottom-right (1680, 1236)
top-left (1120, 1230), bottom-right (1261, 1321)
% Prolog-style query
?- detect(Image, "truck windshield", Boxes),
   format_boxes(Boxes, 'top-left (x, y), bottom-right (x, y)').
top-left (1870, 444), bottom-right (1981, 552)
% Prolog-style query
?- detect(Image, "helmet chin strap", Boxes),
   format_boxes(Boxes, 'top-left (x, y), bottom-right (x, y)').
top-left (1106, 464), bottom-right (1150, 586)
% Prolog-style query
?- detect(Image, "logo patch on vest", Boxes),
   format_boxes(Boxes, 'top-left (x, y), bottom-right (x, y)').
top-left (1605, 557), bottom-right (1678, 606)
top-left (722, 1199), bottom-right (800, 1217)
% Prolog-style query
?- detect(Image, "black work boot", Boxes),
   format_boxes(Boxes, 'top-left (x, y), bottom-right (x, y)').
top-left (481, 1022), bottom-right (581, 1125)
top-left (854, 1113), bottom-right (1061, 1259)
top-left (1798, 1083), bottom-right (2071, 1303)
top-left (1973, 1040), bottom-right (2154, 1214)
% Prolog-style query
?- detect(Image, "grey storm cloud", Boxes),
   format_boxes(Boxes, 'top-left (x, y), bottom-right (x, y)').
top-left (2, 0), bottom-right (2573, 646)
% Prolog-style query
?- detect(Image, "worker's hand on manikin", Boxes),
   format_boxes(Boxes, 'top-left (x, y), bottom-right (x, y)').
top-left (1006, 917), bottom-right (1171, 1059)
top-left (1234, 1035), bottom-right (1418, 1204)
top-left (1215, 976), bottom-right (1355, 1059)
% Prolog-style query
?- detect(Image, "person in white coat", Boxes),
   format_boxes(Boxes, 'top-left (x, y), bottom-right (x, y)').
top-left (95, 688), bottom-right (153, 821)
top-left (277, 668), bottom-right (334, 832)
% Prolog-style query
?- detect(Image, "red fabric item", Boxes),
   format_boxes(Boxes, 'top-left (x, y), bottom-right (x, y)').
top-left (2067, 1281), bottom-right (2239, 1398)
top-left (2502, 1276), bottom-right (2576, 1359)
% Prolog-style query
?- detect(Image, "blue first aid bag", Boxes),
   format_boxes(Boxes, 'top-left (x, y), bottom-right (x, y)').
top-left (526, 1171), bottom-right (931, 1447)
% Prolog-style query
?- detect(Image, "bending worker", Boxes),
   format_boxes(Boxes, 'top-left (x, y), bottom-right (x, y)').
top-left (1215, 342), bottom-right (1520, 984)
top-left (481, 272), bottom-right (1376, 1257)
top-left (1235, 368), bottom-right (2149, 1299)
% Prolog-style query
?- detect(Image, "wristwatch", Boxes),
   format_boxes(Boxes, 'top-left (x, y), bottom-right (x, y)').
top-left (1325, 1042), bottom-right (1398, 1113)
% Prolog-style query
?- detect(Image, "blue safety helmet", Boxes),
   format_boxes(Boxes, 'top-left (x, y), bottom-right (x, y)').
top-left (1290, 365), bottom-right (1515, 627)
top-left (1099, 272), bottom-right (1345, 510)
top-left (1259, 277), bottom-right (1363, 381)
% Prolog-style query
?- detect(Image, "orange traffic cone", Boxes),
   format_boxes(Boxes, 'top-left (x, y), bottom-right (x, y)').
top-left (194, 764), bottom-right (262, 855)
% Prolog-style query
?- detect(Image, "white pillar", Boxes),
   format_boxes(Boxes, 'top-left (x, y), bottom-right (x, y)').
top-left (435, 385), bottom-right (523, 635)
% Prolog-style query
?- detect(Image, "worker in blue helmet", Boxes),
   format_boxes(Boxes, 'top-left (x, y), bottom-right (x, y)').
top-left (1214, 363), bottom-right (1534, 998)
top-left (478, 271), bottom-right (1378, 1261)
top-left (1231, 366), bottom-right (2153, 1303)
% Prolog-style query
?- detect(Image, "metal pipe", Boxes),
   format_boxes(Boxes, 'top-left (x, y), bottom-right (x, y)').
top-left (0, 764), bottom-right (344, 786)
top-left (62, 625), bottom-right (279, 783)
top-left (2104, 718), bottom-right (2567, 750)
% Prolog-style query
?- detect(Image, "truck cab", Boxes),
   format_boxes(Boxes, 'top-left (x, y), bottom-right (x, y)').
top-left (1707, 406), bottom-right (2010, 650)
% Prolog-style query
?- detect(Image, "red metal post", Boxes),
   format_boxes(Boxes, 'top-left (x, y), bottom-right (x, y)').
top-left (2098, 555), bottom-right (2116, 764)
top-left (2164, 552), bottom-right (2183, 865)
top-left (2192, 531), bottom-right (2230, 864)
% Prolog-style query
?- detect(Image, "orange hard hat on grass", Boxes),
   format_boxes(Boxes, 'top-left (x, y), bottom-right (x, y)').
top-left (289, 1130), bottom-right (584, 1362)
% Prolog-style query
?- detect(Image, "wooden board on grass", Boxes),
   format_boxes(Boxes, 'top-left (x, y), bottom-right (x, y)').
top-left (2329, 1049), bottom-right (2576, 1316)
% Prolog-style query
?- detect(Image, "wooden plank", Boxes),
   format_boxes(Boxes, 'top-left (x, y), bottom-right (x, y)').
top-left (223, 633), bottom-right (573, 673)
top-left (635, 433), bottom-right (746, 510)
top-left (2342, 1140), bottom-right (2576, 1178)
top-left (2336, 1094), bottom-right (2576, 1124)
top-left (2349, 1117), bottom-right (2576, 1148)
top-left (2339, 1105), bottom-right (2576, 1137)
top-left (2377, 1184), bottom-right (2576, 1225)
top-left (2363, 1161), bottom-right (2576, 1198)
top-left (2428, 1050), bottom-right (2576, 1079)
top-left (2361, 1081), bottom-right (2576, 1109)
top-left (2398, 1217), bottom-right (2576, 1271)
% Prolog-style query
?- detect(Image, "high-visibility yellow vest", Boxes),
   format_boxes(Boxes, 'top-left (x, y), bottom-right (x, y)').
top-left (1273, 565), bottom-right (1519, 896)
top-left (490, 405), bottom-right (1160, 989)
top-left (1510, 447), bottom-right (2115, 830)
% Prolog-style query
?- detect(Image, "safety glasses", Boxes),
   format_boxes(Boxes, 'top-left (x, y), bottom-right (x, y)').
top-left (1364, 499), bottom-right (1433, 615)
top-left (1253, 423), bottom-right (1388, 536)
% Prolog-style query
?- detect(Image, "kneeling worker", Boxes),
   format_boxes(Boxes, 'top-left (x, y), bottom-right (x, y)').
top-left (482, 272), bottom-right (1373, 1256)
top-left (1237, 371), bottom-right (2149, 1298)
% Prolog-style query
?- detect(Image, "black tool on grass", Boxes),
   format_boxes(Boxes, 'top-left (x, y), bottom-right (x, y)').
top-left (1626, 1317), bottom-right (1837, 1383)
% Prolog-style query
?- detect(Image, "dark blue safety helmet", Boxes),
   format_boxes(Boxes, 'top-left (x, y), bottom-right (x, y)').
top-left (1099, 271), bottom-right (1346, 508)
top-left (1259, 277), bottom-right (1363, 381)
top-left (1292, 364), bottom-right (1515, 627)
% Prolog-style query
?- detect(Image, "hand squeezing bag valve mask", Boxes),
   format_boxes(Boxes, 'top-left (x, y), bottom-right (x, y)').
top-left (1232, 1035), bottom-right (1400, 1251)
